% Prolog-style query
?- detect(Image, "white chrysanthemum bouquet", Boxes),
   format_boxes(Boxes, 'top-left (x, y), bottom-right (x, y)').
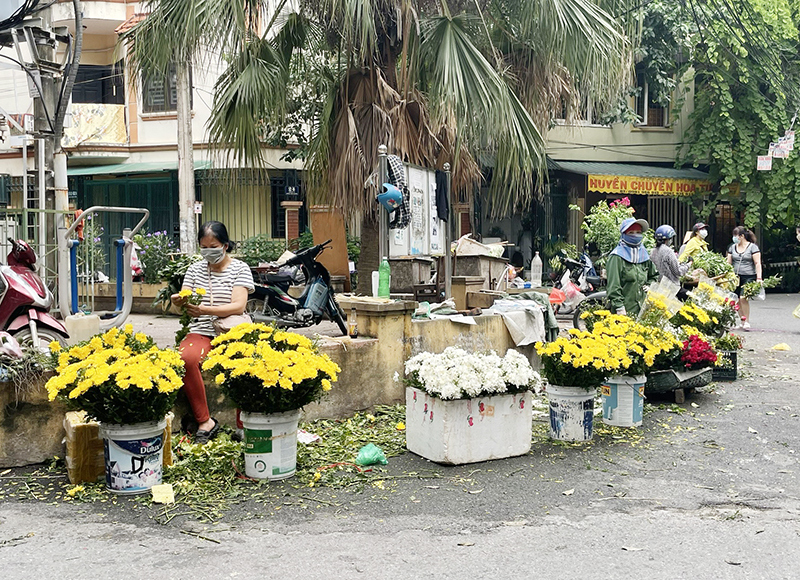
top-left (402, 347), bottom-right (542, 400)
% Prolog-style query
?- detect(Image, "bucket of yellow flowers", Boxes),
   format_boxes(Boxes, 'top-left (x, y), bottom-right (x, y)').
top-left (589, 312), bottom-right (682, 427)
top-left (45, 325), bottom-right (184, 494)
top-left (201, 322), bottom-right (340, 480)
top-left (535, 326), bottom-right (629, 441)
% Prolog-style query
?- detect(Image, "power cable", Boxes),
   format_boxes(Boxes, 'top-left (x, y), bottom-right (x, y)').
top-left (0, 52), bottom-right (54, 133)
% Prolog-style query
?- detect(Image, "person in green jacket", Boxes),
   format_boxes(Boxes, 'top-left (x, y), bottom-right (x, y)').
top-left (606, 217), bottom-right (659, 317)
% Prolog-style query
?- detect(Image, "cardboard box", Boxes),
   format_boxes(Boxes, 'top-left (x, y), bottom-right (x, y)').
top-left (405, 387), bottom-right (532, 465)
top-left (64, 411), bottom-right (174, 484)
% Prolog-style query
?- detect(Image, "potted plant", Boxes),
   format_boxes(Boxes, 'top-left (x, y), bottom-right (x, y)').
top-left (535, 327), bottom-right (628, 441)
top-left (45, 326), bottom-right (184, 494)
top-left (201, 322), bottom-right (340, 479)
top-left (590, 312), bottom-right (682, 427)
top-left (402, 347), bottom-right (542, 464)
top-left (712, 332), bottom-right (743, 381)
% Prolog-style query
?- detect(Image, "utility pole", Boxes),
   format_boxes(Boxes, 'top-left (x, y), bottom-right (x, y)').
top-left (176, 53), bottom-right (196, 254)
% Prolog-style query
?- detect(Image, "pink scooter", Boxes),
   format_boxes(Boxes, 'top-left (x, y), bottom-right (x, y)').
top-left (0, 238), bottom-right (68, 349)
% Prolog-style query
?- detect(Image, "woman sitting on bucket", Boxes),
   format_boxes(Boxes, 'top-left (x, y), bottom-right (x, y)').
top-left (606, 218), bottom-right (659, 317)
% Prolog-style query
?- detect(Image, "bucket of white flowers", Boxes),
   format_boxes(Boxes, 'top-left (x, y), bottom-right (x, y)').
top-left (401, 347), bottom-right (542, 465)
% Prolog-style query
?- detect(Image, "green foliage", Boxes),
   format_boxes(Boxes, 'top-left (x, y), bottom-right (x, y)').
top-left (675, 0), bottom-right (800, 227)
top-left (635, 0), bottom-right (694, 107)
top-left (133, 230), bottom-right (178, 284)
top-left (571, 198), bottom-right (655, 267)
top-left (152, 254), bottom-right (202, 312)
top-left (238, 234), bottom-right (287, 267)
top-left (714, 332), bottom-right (744, 351)
top-left (692, 251), bottom-right (734, 277)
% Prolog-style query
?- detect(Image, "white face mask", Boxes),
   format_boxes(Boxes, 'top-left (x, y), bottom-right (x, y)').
top-left (200, 246), bottom-right (226, 264)
top-left (698, 229), bottom-right (708, 239)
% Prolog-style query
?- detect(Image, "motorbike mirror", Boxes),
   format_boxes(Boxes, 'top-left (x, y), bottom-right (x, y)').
top-left (560, 249), bottom-right (568, 256)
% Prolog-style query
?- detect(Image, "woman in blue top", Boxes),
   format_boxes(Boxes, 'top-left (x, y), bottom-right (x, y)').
top-left (726, 226), bottom-right (762, 330)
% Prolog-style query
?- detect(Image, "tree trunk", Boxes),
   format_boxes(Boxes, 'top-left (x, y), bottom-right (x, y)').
top-left (176, 54), bottom-right (196, 254)
top-left (359, 215), bottom-right (380, 296)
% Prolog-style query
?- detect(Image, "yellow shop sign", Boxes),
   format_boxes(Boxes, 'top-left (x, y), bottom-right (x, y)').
top-left (588, 174), bottom-right (713, 197)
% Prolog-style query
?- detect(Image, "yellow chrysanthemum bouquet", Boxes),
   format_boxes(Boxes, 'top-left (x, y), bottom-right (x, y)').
top-left (202, 322), bottom-right (341, 414)
top-left (535, 327), bottom-right (631, 390)
top-left (590, 312), bottom-right (683, 375)
top-left (46, 325), bottom-right (185, 424)
top-left (176, 287), bottom-right (206, 345)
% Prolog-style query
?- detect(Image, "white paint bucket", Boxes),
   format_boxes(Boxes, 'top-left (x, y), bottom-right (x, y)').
top-left (602, 375), bottom-right (646, 427)
top-left (99, 418), bottom-right (167, 495)
top-left (546, 384), bottom-right (596, 441)
top-left (240, 410), bottom-right (300, 480)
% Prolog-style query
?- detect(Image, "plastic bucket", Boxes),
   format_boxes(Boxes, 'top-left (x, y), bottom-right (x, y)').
top-left (601, 375), bottom-right (646, 427)
top-left (547, 384), bottom-right (596, 441)
top-left (99, 418), bottom-right (167, 495)
top-left (240, 410), bottom-right (300, 480)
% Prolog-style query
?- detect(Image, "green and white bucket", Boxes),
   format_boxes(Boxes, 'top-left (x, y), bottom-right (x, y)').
top-left (601, 375), bottom-right (646, 427)
top-left (99, 418), bottom-right (167, 495)
top-left (240, 410), bottom-right (300, 480)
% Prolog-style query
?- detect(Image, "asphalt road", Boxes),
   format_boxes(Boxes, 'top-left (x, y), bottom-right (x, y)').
top-left (1, 296), bottom-right (800, 579)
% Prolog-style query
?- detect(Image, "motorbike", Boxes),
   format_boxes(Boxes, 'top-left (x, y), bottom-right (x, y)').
top-left (0, 238), bottom-right (69, 349)
top-left (246, 239), bottom-right (348, 336)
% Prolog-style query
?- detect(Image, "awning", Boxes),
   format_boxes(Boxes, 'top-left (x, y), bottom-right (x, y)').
top-left (67, 160), bottom-right (212, 177)
top-left (552, 161), bottom-right (713, 197)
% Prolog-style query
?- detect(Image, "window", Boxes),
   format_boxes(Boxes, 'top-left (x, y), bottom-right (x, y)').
top-left (142, 64), bottom-right (192, 113)
top-left (635, 70), bottom-right (669, 127)
top-left (72, 63), bottom-right (124, 105)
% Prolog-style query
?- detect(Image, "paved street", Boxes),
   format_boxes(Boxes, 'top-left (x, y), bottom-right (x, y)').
top-left (1, 296), bottom-right (800, 579)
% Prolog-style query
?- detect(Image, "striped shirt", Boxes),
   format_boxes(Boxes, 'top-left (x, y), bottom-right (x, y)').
top-left (183, 258), bottom-right (255, 336)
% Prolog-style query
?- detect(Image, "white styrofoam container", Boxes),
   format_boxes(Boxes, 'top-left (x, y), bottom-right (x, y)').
top-left (405, 387), bottom-right (532, 465)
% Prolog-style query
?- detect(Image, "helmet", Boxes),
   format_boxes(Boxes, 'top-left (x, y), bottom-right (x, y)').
top-left (692, 222), bottom-right (708, 232)
top-left (654, 225), bottom-right (676, 243)
top-left (377, 183), bottom-right (402, 212)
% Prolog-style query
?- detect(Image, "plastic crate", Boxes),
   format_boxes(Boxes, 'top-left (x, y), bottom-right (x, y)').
top-left (712, 350), bottom-right (738, 381)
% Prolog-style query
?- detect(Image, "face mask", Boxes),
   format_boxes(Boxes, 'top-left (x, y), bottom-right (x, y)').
top-left (622, 233), bottom-right (644, 246)
top-left (200, 246), bottom-right (226, 264)
top-left (698, 229), bottom-right (708, 239)
top-left (732, 236), bottom-right (739, 244)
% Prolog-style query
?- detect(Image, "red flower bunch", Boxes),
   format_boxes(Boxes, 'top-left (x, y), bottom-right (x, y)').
top-left (610, 196), bottom-right (631, 208)
top-left (724, 297), bottom-right (739, 312)
top-left (681, 335), bottom-right (718, 370)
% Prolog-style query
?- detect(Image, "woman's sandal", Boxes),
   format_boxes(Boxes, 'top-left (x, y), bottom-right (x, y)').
top-left (194, 417), bottom-right (220, 445)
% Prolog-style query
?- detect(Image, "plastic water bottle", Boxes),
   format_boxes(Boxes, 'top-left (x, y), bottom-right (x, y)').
top-left (378, 257), bottom-right (391, 298)
top-left (531, 251), bottom-right (543, 287)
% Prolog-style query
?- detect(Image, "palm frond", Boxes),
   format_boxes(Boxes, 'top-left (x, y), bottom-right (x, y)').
top-left (207, 37), bottom-right (288, 169)
top-left (421, 13), bottom-right (546, 216)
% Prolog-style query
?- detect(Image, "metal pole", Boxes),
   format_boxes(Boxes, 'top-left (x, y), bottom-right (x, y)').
top-left (444, 162), bottom-right (452, 299)
top-left (378, 144), bottom-right (388, 261)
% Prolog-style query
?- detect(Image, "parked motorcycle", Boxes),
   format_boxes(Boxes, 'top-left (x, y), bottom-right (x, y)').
top-left (0, 238), bottom-right (69, 349)
top-left (247, 239), bottom-right (348, 336)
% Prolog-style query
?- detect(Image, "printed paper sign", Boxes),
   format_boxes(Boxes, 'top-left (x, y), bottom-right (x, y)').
top-left (757, 156), bottom-right (772, 171)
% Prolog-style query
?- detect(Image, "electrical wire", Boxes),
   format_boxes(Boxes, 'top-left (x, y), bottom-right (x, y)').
top-left (0, 52), bottom-right (54, 133)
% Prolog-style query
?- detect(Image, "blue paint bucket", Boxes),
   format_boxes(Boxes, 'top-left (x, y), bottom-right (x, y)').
top-left (602, 375), bottom-right (646, 427)
top-left (546, 384), bottom-right (596, 441)
top-left (99, 418), bottom-right (167, 495)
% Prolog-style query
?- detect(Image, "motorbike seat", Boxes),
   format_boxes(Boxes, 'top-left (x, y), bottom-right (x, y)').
top-left (264, 272), bottom-right (294, 285)
top-left (586, 275), bottom-right (603, 288)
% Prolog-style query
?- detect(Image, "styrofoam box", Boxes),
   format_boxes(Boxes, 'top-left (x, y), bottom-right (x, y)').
top-left (405, 387), bottom-right (532, 465)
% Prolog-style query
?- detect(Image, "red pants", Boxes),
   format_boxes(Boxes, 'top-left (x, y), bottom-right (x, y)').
top-left (179, 333), bottom-right (213, 424)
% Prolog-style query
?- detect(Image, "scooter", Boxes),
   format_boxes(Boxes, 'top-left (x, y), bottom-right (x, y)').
top-left (247, 239), bottom-right (348, 336)
top-left (0, 238), bottom-right (69, 349)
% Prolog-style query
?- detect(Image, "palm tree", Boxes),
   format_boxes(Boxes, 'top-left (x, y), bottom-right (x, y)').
top-left (124, 0), bottom-right (634, 282)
